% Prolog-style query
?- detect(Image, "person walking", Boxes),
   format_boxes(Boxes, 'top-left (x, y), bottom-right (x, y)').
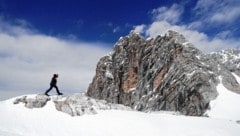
top-left (45, 74), bottom-right (63, 96)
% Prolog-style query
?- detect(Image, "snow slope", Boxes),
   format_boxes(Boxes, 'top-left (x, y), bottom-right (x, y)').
top-left (1, 74), bottom-right (240, 136)
top-left (207, 74), bottom-right (240, 121)
top-left (0, 94), bottom-right (240, 136)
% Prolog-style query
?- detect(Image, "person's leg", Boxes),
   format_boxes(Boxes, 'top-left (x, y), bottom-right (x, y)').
top-left (45, 86), bottom-right (53, 95)
top-left (53, 85), bottom-right (62, 95)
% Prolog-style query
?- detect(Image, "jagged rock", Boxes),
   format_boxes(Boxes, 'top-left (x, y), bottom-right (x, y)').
top-left (206, 49), bottom-right (240, 94)
top-left (13, 94), bottom-right (50, 108)
top-left (87, 30), bottom-right (240, 116)
top-left (13, 93), bottom-right (131, 116)
top-left (53, 93), bottom-right (131, 116)
top-left (13, 96), bottom-right (27, 104)
top-left (53, 94), bottom-right (98, 116)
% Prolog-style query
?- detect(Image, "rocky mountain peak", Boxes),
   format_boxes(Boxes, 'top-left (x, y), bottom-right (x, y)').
top-left (165, 30), bottom-right (187, 44)
top-left (87, 31), bottom-right (240, 116)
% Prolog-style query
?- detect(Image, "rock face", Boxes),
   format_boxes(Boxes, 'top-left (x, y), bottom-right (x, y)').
top-left (205, 49), bottom-right (240, 94)
top-left (14, 94), bottom-right (131, 116)
top-left (13, 94), bottom-right (50, 108)
top-left (53, 93), bottom-right (131, 116)
top-left (87, 31), bottom-right (240, 116)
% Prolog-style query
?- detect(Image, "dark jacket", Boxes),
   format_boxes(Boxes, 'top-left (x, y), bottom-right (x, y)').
top-left (50, 77), bottom-right (57, 86)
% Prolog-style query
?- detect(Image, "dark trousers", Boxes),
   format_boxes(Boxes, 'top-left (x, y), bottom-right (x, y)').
top-left (45, 85), bottom-right (61, 94)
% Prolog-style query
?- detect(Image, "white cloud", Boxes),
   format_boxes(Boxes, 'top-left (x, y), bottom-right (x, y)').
top-left (133, 24), bottom-right (146, 34)
top-left (194, 0), bottom-right (217, 13)
top-left (0, 16), bottom-right (33, 35)
top-left (210, 7), bottom-right (240, 23)
top-left (151, 4), bottom-right (183, 24)
top-left (0, 18), bottom-right (111, 100)
top-left (133, 2), bottom-right (240, 53)
top-left (113, 26), bottom-right (120, 33)
top-left (216, 30), bottom-right (233, 39)
top-left (187, 21), bottom-right (203, 30)
top-left (194, 0), bottom-right (240, 24)
top-left (143, 20), bottom-right (240, 52)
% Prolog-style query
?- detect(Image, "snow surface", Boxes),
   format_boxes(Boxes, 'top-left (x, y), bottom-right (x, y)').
top-left (207, 75), bottom-right (240, 121)
top-left (1, 75), bottom-right (240, 136)
top-left (0, 94), bottom-right (239, 136)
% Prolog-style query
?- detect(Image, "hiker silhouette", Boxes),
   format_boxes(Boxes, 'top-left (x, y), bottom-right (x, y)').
top-left (45, 74), bottom-right (63, 96)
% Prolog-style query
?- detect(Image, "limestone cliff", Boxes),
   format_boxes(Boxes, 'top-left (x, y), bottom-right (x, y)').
top-left (87, 30), bottom-right (240, 116)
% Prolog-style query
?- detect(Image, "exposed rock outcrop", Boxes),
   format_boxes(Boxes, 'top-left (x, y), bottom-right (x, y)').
top-left (13, 94), bottom-right (50, 108)
top-left (87, 31), bottom-right (240, 116)
top-left (13, 94), bottom-right (131, 116)
top-left (53, 93), bottom-right (132, 116)
top-left (206, 49), bottom-right (240, 94)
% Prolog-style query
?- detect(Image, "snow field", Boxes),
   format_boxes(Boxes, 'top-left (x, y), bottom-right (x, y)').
top-left (1, 74), bottom-right (240, 136)
top-left (0, 96), bottom-right (240, 136)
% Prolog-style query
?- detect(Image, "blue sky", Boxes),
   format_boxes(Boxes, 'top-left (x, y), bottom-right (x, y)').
top-left (0, 0), bottom-right (164, 43)
top-left (0, 0), bottom-right (240, 100)
top-left (1, 0), bottom-right (239, 44)
top-left (0, 0), bottom-right (182, 44)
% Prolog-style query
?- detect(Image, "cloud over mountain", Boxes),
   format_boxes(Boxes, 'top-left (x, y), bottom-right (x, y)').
top-left (133, 1), bottom-right (240, 53)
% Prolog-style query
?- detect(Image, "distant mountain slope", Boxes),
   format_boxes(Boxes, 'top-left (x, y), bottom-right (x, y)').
top-left (87, 30), bottom-right (240, 116)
